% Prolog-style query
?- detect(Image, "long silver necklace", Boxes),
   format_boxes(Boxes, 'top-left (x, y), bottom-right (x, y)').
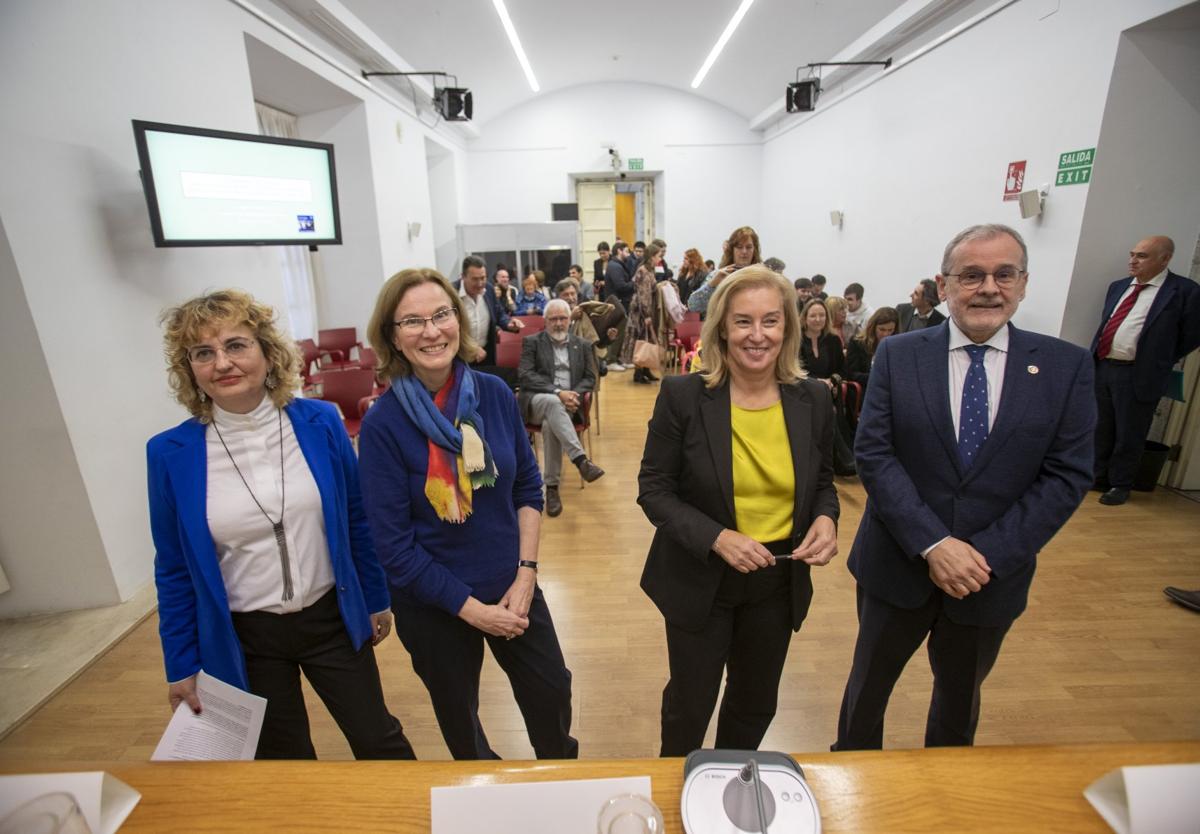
top-left (212, 408), bottom-right (293, 602)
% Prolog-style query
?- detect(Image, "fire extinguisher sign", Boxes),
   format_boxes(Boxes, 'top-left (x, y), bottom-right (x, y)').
top-left (1003, 161), bottom-right (1026, 201)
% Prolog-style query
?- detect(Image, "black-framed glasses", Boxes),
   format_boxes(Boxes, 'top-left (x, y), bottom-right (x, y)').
top-left (187, 338), bottom-right (258, 365)
top-left (393, 307), bottom-right (459, 333)
top-left (945, 268), bottom-right (1026, 290)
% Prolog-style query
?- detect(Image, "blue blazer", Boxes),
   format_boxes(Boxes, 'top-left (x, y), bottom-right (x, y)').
top-left (1089, 271), bottom-right (1200, 402)
top-left (146, 397), bottom-right (390, 690)
top-left (848, 323), bottom-right (1095, 626)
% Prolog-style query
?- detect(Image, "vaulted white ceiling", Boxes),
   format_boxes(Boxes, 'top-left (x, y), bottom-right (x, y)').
top-left (271, 0), bottom-right (994, 128)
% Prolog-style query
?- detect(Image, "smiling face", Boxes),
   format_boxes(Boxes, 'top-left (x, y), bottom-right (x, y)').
top-left (461, 265), bottom-right (487, 298)
top-left (495, 269), bottom-right (511, 288)
top-left (723, 286), bottom-right (786, 382)
top-left (189, 323), bottom-right (269, 414)
top-left (937, 233), bottom-right (1028, 343)
top-left (557, 283), bottom-right (578, 307)
top-left (804, 302), bottom-right (827, 335)
top-left (391, 281), bottom-right (461, 389)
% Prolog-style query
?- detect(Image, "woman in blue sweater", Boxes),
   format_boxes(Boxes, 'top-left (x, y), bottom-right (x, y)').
top-left (358, 268), bottom-right (577, 760)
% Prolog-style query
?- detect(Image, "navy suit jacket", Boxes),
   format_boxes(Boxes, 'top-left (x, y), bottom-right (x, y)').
top-left (147, 398), bottom-right (389, 689)
top-left (1089, 271), bottom-right (1200, 402)
top-left (638, 374), bottom-right (840, 631)
top-left (453, 280), bottom-right (513, 364)
top-left (848, 322), bottom-right (1095, 627)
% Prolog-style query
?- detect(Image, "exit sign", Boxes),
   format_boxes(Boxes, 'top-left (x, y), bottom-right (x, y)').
top-left (1056, 147), bottom-right (1095, 187)
top-left (628, 158), bottom-right (644, 171)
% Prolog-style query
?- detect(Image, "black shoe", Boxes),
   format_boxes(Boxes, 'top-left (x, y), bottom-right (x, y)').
top-left (545, 486), bottom-right (562, 517)
top-left (644, 371), bottom-right (660, 381)
top-left (598, 359), bottom-right (608, 377)
top-left (1091, 479), bottom-right (1111, 492)
top-left (576, 458), bottom-right (605, 483)
top-left (1164, 587), bottom-right (1200, 612)
top-left (1098, 487), bottom-right (1130, 506)
top-left (632, 369), bottom-right (652, 384)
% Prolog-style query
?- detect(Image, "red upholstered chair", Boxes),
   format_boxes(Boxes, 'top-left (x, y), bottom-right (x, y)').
top-left (314, 367), bottom-right (376, 438)
top-left (316, 328), bottom-right (361, 370)
top-left (496, 337), bottom-right (522, 370)
top-left (683, 311), bottom-right (701, 323)
top-left (670, 320), bottom-right (702, 369)
top-left (526, 392), bottom-right (593, 488)
top-left (514, 315), bottom-right (545, 334)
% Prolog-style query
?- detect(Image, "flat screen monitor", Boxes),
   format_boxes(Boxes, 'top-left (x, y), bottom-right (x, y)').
top-left (132, 119), bottom-right (342, 247)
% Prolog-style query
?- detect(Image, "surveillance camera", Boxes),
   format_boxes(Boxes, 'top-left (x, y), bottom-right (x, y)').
top-left (619, 172), bottom-right (627, 180)
top-left (608, 148), bottom-right (616, 156)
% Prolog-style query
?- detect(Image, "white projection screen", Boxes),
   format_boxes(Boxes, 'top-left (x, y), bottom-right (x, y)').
top-left (132, 120), bottom-right (342, 247)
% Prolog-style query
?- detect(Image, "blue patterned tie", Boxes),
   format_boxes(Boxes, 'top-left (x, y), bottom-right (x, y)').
top-left (957, 344), bottom-right (989, 469)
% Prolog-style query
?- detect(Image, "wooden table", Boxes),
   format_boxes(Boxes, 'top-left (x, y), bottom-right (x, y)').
top-left (5, 741), bottom-right (1196, 832)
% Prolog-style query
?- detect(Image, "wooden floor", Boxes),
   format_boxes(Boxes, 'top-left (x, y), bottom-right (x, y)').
top-left (2, 371), bottom-right (1199, 764)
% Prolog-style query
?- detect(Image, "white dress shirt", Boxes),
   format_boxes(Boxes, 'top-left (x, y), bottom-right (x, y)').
top-left (1106, 269), bottom-right (1165, 361)
top-left (459, 285), bottom-right (492, 348)
top-left (206, 396), bottom-right (334, 614)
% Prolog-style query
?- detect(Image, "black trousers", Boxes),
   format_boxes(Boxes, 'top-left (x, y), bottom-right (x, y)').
top-left (833, 586), bottom-right (1011, 750)
top-left (660, 555), bottom-right (794, 757)
top-left (231, 588), bottom-right (415, 760)
top-left (1094, 359), bottom-right (1158, 489)
top-left (393, 584), bottom-right (578, 760)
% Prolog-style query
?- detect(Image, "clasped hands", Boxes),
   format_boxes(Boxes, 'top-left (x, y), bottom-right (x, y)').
top-left (712, 515), bottom-right (838, 574)
top-left (458, 569), bottom-right (535, 639)
top-left (927, 537), bottom-right (991, 599)
top-left (557, 389), bottom-right (581, 413)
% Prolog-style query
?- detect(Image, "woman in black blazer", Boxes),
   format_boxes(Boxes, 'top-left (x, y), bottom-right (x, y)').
top-left (799, 298), bottom-right (845, 384)
top-left (638, 266), bottom-right (840, 756)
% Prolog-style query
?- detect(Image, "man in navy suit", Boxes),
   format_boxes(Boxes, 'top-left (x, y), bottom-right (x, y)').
top-left (834, 224), bottom-right (1095, 750)
top-left (1090, 236), bottom-right (1200, 506)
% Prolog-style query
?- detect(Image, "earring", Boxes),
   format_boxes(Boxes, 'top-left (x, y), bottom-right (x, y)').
top-left (265, 373), bottom-right (278, 390)
top-left (198, 389), bottom-right (207, 403)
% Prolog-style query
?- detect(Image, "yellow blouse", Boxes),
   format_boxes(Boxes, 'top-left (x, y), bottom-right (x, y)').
top-left (730, 401), bottom-right (795, 543)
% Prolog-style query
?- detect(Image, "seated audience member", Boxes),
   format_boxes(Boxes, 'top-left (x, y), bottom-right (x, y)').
top-left (519, 300), bottom-right (605, 517)
top-left (843, 282), bottom-right (873, 339)
top-left (359, 269), bottom-right (578, 761)
top-left (514, 274), bottom-right (549, 315)
top-left (567, 264), bottom-right (594, 300)
top-left (148, 290), bottom-right (415, 760)
top-left (705, 259), bottom-right (716, 272)
top-left (457, 255), bottom-right (523, 386)
top-left (825, 296), bottom-right (853, 347)
top-left (763, 257), bottom-right (787, 276)
top-left (493, 266), bottom-right (517, 315)
top-left (896, 278), bottom-right (946, 332)
top-left (688, 226), bottom-right (764, 317)
top-left (556, 278), bottom-right (624, 370)
top-left (794, 277), bottom-right (815, 306)
top-left (801, 297), bottom-right (854, 476)
top-left (812, 274), bottom-right (829, 301)
top-left (593, 242), bottom-right (611, 285)
top-left (637, 265), bottom-right (839, 756)
top-left (677, 248), bottom-right (709, 306)
top-left (845, 306), bottom-right (899, 391)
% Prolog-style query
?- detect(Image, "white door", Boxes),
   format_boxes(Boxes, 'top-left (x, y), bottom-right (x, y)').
top-left (577, 181), bottom-right (616, 281)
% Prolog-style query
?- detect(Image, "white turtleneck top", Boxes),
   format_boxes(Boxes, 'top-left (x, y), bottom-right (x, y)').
top-left (206, 395), bottom-right (334, 614)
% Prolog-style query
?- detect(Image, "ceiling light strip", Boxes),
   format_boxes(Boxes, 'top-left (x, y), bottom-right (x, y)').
top-left (691, 0), bottom-right (756, 89)
top-left (491, 0), bottom-right (540, 92)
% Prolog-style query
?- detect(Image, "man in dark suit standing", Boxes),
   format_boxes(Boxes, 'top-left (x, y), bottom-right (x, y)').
top-left (518, 299), bottom-right (604, 517)
top-left (1090, 236), bottom-right (1200, 506)
top-left (834, 223), bottom-right (1095, 750)
top-left (604, 242), bottom-right (636, 308)
top-left (895, 278), bottom-right (947, 332)
top-left (455, 255), bottom-right (523, 386)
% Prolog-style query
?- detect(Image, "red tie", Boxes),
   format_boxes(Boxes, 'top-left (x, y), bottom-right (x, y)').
top-left (1096, 282), bottom-right (1150, 359)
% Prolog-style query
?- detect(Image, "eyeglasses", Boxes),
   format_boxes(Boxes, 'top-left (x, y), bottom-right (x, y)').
top-left (393, 307), bottom-right (459, 333)
top-left (545, 315), bottom-right (570, 324)
top-left (945, 267), bottom-right (1026, 290)
top-left (187, 338), bottom-right (258, 365)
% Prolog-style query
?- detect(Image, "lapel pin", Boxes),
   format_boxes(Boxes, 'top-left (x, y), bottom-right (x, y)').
top-left (1027, 365), bottom-right (1039, 374)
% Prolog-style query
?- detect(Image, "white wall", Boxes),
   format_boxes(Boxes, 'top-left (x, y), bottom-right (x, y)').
top-left (0, 0), bottom-right (462, 615)
top-left (465, 82), bottom-right (763, 267)
top-left (757, 0), bottom-right (1193, 338)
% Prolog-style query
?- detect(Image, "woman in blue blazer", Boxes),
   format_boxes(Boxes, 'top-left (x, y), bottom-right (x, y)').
top-left (147, 289), bottom-right (414, 760)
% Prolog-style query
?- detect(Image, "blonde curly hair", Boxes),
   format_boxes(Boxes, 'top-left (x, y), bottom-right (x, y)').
top-left (160, 289), bottom-right (302, 422)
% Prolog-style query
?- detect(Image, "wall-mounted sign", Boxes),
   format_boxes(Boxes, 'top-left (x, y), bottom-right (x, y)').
top-left (1004, 161), bottom-right (1027, 201)
top-left (1056, 147), bottom-right (1095, 186)
top-left (628, 158), bottom-right (644, 171)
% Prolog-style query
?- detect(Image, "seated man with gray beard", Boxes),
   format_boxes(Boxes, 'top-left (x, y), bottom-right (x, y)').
top-left (518, 299), bottom-right (605, 517)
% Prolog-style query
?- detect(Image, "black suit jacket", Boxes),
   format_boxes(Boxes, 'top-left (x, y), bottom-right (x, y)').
top-left (638, 374), bottom-right (840, 631)
top-left (516, 332), bottom-right (596, 418)
top-left (896, 303), bottom-right (946, 333)
top-left (1089, 270), bottom-right (1200, 402)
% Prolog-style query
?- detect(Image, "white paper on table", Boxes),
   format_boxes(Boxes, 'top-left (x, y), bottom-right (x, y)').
top-left (0, 772), bottom-right (140, 834)
top-left (1084, 762), bottom-right (1200, 834)
top-left (431, 775), bottom-right (652, 833)
top-left (151, 670), bottom-right (266, 761)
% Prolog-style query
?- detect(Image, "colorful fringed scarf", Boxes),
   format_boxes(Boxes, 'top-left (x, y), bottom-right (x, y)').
top-left (392, 360), bottom-right (498, 523)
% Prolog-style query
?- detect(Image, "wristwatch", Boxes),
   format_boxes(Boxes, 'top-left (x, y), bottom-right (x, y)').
top-left (518, 560), bottom-right (539, 572)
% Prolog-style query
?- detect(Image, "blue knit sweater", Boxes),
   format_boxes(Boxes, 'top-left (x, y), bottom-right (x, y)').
top-left (358, 370), bottom-right (544, 615)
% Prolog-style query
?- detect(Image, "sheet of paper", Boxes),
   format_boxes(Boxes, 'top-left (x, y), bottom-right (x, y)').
top-left (151, 670), bottom-right (266, 761)
top-left (431, 775), bottom-right (653, 834)
top-left (1084, 763), bottom-right (1200, 834)
top-left (0, 771), bottom-right (140, 834)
